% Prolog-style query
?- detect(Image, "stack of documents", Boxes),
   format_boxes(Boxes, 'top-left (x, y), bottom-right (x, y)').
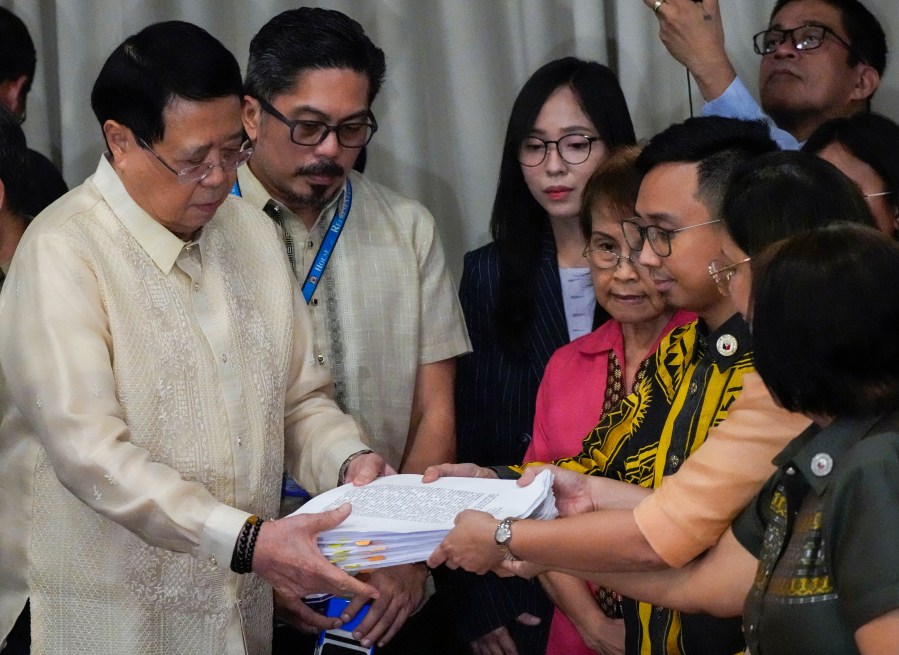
top-left (290, 471), bottom-right (557, 571)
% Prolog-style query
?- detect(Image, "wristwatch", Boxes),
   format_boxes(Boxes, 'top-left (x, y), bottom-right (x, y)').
top-left (494, 517), bottom-right (519, 561)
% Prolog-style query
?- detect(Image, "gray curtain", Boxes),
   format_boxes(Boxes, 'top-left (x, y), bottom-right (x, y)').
top-left (9, 0), bottom-right (899, 278)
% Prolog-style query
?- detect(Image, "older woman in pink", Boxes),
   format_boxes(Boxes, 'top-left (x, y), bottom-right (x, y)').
top-left (523, 147), bottom-right (694, 655)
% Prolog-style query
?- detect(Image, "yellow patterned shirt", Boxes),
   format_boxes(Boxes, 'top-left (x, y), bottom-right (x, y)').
top-left (514, 316), bottom-right (753, 655)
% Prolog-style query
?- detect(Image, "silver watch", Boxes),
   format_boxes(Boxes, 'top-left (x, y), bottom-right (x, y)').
top-left (494, 517), bottom-right (518, 561)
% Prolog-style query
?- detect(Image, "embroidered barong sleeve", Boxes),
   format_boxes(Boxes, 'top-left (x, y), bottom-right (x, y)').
top-left (0, 229), bottom-right (248, 570)
top-left (633, 373), bottom-right (811, 567)
top-left (282, 281), bottom-right (372, 495)
top-left (411, 201), bottom-right (471, 366)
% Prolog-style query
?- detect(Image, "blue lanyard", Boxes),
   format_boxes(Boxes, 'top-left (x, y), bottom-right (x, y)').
top-left (231, 179), bottom-right (352, 304)
top-left (302, 178), bottom-right (352, 303)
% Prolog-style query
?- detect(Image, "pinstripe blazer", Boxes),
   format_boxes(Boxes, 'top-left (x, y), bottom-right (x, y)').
top-left (446, 230), bottom-right (607, 651)
top-left (456, 234), bottom-right (579, 465)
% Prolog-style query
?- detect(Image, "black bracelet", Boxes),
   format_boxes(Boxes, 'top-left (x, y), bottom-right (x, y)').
top-left (230, 515), bottom-right (264, 574)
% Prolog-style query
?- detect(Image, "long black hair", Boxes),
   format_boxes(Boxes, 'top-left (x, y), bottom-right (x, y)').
top-left (490, 57), bottom-right (635, 352)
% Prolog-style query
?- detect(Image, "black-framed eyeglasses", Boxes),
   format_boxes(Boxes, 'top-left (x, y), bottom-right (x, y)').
top-left (518, 134), bottom-right (602, 167)
top-left (255, 96), bottom-right (378, 148)
top-left (752, 24), bottom-right (866, 63)
top-left (622, 218), bottom-right (722, 258)
top-left (138, 138), bottom-right (253, 184)
top-left (708, 257), bottom-right (751, 296)
top-left (582, 241), bottom-right (640, 270)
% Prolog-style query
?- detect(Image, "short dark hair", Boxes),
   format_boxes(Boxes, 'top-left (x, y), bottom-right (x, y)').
top-left (0, 7), bottom-right (35, 91)
top-left (0, 104), bottom-right (28, 217)
top-left (245, 7), bottom-right (386, 106)
top-left (803, 112), bottom-right (899, 231)
top-left (580, 145), bottom-right (642, 240)
top-left (636, 117), bottom-right (777, 219)
top-left (770, 0), bottom-right (887, 76)
top-left (752, 223), bottom-right (899, 416)
top-left (490, 57), bottom-right (636, 352)
top-left (723, 150), bottom-right (875, 256)
top-left (90, 21), bottom-right (243, 146)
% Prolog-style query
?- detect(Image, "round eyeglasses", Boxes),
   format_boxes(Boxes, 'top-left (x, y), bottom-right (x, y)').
top-left (622, 218), bottom-right (722, 258)
top-left (255, 96), bottom-right (378, 148)
top-left (752, 23), bottom-right (866, 63)
top-left (582, 242), bottom-right (640, 270)
top-left (708, 257), bottom-right (752, 296)
top-left (138, 138), bottom-right (253, 184)
top-left (518, 134), bottom-right (602, 167)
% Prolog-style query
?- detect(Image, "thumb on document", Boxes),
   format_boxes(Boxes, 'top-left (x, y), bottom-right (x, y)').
top-left (314, 502), bottom-right (353, 530)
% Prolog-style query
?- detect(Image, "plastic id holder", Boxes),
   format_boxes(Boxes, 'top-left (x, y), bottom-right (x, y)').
top-left (313, 597), bottom-right (374, 655)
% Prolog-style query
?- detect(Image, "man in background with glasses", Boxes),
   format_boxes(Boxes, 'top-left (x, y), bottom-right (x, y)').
top-left (644, 0), bottom-right (886, 150)
top-left (238, 7), bottom-right (470, 654)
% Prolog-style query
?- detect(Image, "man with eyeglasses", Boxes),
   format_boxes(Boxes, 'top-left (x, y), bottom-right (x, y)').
top-left (0, 21), bottom-right (400, 654)
top-left (427, 117), bottom-right (779, 654)
top-left (237, 7), bottom-right (470, 655)
top-left (644, 0), bottom-right (886, 150)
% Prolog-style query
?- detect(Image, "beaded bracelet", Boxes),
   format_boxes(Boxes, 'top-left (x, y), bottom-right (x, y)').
top-left (230, 515), bottom-right (264, 574)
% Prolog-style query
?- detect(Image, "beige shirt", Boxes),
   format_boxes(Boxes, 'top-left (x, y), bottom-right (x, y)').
top-left (237, 166), bottom-right (470, 468)
top-left (633, 372), bottom-right (812, 567)
top-left (0, 157), bottom-right (369, 654)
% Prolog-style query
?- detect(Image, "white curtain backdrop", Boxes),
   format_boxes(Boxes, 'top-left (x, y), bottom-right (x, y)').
top-left (7, 0), bottom-right (899, 279)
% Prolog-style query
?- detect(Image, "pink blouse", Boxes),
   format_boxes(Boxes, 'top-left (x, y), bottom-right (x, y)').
top-left (523, 309), bottom-right (695, 655)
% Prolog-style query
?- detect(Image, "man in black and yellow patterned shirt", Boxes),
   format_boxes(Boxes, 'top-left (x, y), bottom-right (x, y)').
top-left (511, 118), bottom-right (776, 654)
top-left (428, 118), bottom-right (776, 654)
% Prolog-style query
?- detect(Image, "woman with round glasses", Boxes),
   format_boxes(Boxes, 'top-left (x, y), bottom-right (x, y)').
top-left (523, 147), bottom-right (694, 655)
top-left (451, 56), bottom-right (636, 654)
top-left (804, 112), bottom-right (899, 239)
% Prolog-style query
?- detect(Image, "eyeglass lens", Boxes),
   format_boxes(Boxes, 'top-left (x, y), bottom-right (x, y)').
top-left (753, 23), bottom-right (859, 59)
top-left (180, 149), bottom-right (253, 183)
top-left (291, 121), bottom-right (375, 148)
top-left (518, 135), bottom-right (596, 166)
top-left (584, 243), bottom-right (637, 269)
top-left (622, 220), bottom-right (673, 257)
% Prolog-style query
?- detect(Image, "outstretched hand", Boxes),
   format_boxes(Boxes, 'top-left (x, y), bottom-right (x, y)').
top-left (519, 464), bottom-right (596, 517)
top-left (253, 503), bottom-right (380, 632)
top-left (341, 563), bottom-right (428, 648)
top-left (427, 509), bottom-right (504, 574)
top-left (421, 462), bottom-right (499, 483)
top-left (344, 452), bottom-right (396, 486)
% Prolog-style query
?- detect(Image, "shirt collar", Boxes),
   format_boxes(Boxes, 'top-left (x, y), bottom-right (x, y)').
top-left (695, 312), bottom-right (752, 369)
top-left (92, 155), bottom-right (197, 274)
top-left (237, 163), bottom-right (348, 229)
top-left (576, 319), bottom-right (622, 356)
top-left (773, 412), bottom-right (894, 494)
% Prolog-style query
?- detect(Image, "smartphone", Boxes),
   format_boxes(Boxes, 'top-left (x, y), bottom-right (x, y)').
top-left (313, 597), bottom-right (374, 655)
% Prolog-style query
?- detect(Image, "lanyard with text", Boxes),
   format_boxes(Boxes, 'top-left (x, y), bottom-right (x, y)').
top-left (302, 178), bottom-right (352, 303)
top-left (230, 179), bottom-right (352, 304)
